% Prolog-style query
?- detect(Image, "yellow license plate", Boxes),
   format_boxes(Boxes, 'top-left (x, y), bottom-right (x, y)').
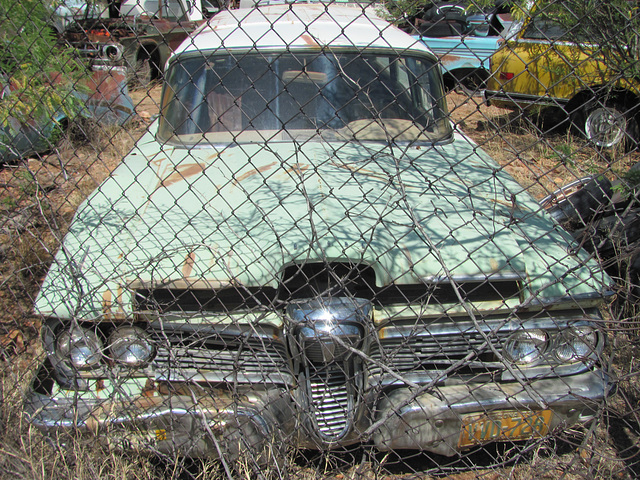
top-left (459, 410), bottom-right (553, 448)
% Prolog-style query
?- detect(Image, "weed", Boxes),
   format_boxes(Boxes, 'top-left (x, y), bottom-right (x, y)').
top-left (549, 142), bottom-right (576, 167)
top-left (0, 196), bottom-right (16, 209)
top-left (13, 169), bottom-right (37, 197)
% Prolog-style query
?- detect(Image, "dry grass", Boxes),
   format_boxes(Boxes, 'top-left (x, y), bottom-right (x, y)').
top-left (447, 92), bottom-right (640, 200)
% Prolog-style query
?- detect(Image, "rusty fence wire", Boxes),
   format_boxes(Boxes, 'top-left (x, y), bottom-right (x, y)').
top-left (1, 0), bottom-right (639, 478)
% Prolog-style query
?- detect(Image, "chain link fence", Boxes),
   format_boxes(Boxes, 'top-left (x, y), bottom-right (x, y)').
top-left (1, 0), bottom-right (639, 478)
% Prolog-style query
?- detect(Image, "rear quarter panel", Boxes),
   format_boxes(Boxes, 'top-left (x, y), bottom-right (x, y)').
top-left (487, 38), bottom-right (637, 106)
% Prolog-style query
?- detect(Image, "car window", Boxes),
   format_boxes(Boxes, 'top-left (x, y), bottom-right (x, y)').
top-left (521, 11), bottom-right (592, 43)
top-left (158, 51), bottom-right (451, 145)
top-left (522, 18), bottom-right (568, 40)
top-left (120, 0), bottom-right (187, 19)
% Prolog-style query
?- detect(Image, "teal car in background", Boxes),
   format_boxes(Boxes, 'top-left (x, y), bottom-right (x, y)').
top-left (409, 0), bottom-right (513, 91)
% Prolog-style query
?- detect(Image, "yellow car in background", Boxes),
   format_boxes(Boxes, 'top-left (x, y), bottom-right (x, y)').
top-left (485, 4), bottom-right (640, 149)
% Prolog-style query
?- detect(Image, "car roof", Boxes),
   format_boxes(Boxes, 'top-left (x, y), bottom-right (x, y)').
top-left (173, 4), bottom-right (433, 56)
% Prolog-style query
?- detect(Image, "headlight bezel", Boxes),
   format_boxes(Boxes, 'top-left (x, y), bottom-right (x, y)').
top-left (503, 328), bottom-right (548, 365)
top-left (108, 325), bottom-right (156, 368)
top-left (55, 326), bottom-right (104, 370)
top-left (500, 317), bottom-right (604, 381)
top-left (553, 326), bottom-right (599, 363)
top-left (45, 319), bottom-right (156, 377)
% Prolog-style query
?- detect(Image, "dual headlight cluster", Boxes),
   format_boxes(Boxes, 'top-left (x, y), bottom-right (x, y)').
top-left (56, 326), bottom-right (155, 370)
top-left (55, 323), bottom-right (598, 371)
top-left (503, 326), bottom-right (599, 366)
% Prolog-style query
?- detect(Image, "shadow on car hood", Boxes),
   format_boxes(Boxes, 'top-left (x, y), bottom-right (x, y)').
top-left (35, 131), bottom-right (609, 318)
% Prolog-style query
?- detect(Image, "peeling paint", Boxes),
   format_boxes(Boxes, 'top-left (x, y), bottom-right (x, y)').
top-left (490, 258), bottom-right (500, 271)
top-left (162, 162), bottom-right (209, 187)
top-left (233, 161), bottom-right (278, 185)
top-left (182, 251), bottom-right (196, 279)
top-left (102, 290), bottom-right (112, 317)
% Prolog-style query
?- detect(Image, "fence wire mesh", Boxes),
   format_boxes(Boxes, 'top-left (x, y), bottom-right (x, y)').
top-left (1, 0), bottom-right (639, 478)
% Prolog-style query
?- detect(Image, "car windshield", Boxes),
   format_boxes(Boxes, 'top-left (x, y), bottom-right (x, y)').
top-left (158, 51), bottom-right (452, 144)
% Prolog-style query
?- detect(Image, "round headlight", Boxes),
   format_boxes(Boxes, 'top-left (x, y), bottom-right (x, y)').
top-left (57, 327), bottom-right (104, 369)
top-left (504, 329), bottom-right (548, 365)
top-left (555, 327), bottom-right (598, 363)
top-left (108, 326), bottom-right (155, 367)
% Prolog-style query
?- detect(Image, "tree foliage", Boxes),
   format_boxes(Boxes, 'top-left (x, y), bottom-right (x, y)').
top-left (0, 0), bottom-right (85, 131)
top-left (529, 0), bottom-right (640, 81)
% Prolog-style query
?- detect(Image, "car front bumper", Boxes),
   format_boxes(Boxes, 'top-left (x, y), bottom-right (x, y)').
top-left (25, 369), bottom-right (608, 458)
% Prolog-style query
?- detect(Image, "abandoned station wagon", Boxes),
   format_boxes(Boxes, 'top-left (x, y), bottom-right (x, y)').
top-left (27, 4), bottom-right (609, 462)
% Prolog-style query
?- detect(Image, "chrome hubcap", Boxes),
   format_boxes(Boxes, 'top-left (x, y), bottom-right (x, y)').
top-left (585, 106), bottom-right (627, 148)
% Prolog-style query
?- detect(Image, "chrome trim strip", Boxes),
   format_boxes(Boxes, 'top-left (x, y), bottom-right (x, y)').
top-left (419, 272), bottom-right (525, 284)
top-left (484, 90), bottom-right (569, 107)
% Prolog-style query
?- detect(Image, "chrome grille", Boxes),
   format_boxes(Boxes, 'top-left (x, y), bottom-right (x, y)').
top-left (288, 297), bottom-right (370, 444)
top-left (309, 367), bottom-right (351, 439)
top-left (150, 324), bottom-right (293, 385)
top-left (369, 325), bottom-right (508, 380)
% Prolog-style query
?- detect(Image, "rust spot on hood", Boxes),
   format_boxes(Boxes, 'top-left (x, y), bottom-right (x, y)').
top-left (401, 246), bottom-right (414, 267)
top-left (489, 258), bottom-right (500, 272)
top-left (102, 290), bottom-right (112, 317)
top-left (102, 287), bottom-right (126, 320)
top-left (333, 160), bottom-right (390, 183)
top-left (182, 251), bottom-right (196, 279)
top-left (233, 161), bottom-right (278, 185)
top-left (151, 157), bottom-right (167, 168)
top-left (300, 34), bottom-right (318, 46)
top-left (162, 162), bottom-right (209, 187)
top-left (284, 163), bottom-right (310, 176)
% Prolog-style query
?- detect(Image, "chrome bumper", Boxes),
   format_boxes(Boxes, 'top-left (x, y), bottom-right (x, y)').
top-left (373, 369), bottom-right (608, 456)
top-left (25, 370), bottom-right (608, 457)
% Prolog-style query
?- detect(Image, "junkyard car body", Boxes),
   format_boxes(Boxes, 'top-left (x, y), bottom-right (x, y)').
top-left (27, 4), bottom-right (610, 461)
top-left (411, 1), bottom-right (512, 90)
top-left (485, 3), bottom-right (640, 148)
top-left (51, 0), bottom-right (102, 34)
top-left (61, 0), bottom-right (208, 84)
top-left (0, 68), bottom-right (134, 162)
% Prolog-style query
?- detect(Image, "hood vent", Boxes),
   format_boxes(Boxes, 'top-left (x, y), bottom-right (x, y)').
top-left (133, 270), bottom-right (522, 315)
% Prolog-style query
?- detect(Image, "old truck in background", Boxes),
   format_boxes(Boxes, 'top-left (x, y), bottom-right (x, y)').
top-left (60, 0), bottom-right (225, 85)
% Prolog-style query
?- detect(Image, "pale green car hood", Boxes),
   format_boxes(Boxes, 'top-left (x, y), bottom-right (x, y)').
top-left (36, 127), bottom-right (608, 319)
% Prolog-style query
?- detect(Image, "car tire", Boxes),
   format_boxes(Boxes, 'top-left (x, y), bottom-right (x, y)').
top-left (573, 99), bottom-right (639, 150)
